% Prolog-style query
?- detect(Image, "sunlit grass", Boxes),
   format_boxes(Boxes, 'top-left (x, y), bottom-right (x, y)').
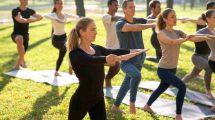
top-left (0, 4), bottom-right (214, 120)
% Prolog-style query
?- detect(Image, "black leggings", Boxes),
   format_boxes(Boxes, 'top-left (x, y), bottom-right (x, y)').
top-left (52, 34), bottom-right (67, 71)
top-left (147, 68), bottom-right (186, 114)
top-left (151, 33), bottom-right (162, 59)
top-left (68, 96), bottom-right (107, 120)
top-left (209, 60), bottom-right (215, 73)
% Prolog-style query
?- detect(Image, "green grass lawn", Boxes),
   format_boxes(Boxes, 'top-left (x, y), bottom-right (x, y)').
top-left (1, 5), bottom-right (215, 120)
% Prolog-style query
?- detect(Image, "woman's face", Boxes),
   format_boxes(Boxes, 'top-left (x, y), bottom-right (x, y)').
top-left (81, 22), bottom-right (97, 43)
top-left (207, 12), bottom-right (215, 27)
top-left (55, 0), bottom-right (64, 11)
top-left (164, 11), bottom-right (177, 26)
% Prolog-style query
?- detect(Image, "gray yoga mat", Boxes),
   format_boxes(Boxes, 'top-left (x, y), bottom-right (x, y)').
top-left (4, 69), bottom-right (79, 86)
top-left (139, 81), bottom-right (215, 106)
top-left (104, 87), bottom-right (215, 120)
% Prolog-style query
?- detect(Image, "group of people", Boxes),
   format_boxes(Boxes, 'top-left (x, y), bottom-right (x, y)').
top-left (11, 0), bottom-right (215, 120)
top-left (12, 0), bottom-right (79, 76)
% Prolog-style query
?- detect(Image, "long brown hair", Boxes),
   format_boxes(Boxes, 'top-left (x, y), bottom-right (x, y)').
top-left (67, 17), bottom-right (94, 52)
top-left (157, 8), bottom-right (174, 31)
top-left (201, 9), bottom-right (215, 23)
top-left (52, 0), bottom-right (59, 13)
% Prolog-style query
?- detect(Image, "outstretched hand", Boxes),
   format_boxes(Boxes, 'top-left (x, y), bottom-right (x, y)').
top-left (119, 48), bottom-right (150, 61)
top-left (178, 17), bottom-right (190, 23)
top-left (208, 35), bottom-right (215, 40)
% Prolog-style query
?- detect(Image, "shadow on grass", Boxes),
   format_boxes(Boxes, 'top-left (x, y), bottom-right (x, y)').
top-left (143, 63), bottom-right (157, 72)
top-left (30, 23), bottom-right (48, 29)
top-left (0, 25), bottom-right (12, 31)
top-left (177, 67), bottom-right (188, 79)
top-left (0, 37), bottom-right (50, 92)
top-left (28, 37), bottom-right (50, 50)
top-left (20, 86), bottom-right (70, 120)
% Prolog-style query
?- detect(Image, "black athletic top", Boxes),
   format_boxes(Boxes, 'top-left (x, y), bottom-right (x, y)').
top-left (194, 24), bottom-right (210, 55)
top-left (69, 44), bottom-right (129, 104)
top-left (12, 7), bottom-right (35, 35)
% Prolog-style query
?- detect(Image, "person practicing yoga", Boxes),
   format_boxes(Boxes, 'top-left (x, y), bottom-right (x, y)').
top-left (182, 1), bottom-right (215, 99)
top-left (102, 0), bottom-right (122, 87)
top-left (143, 8), bottom-right (212, 120)
top-left (146, 0), bottom-right (162, 63)
top-left (111, 0), bottom-right (155, 114)
top-left (11, 0), bottom-right (42, 69)
top-left (196, 9), bottom-right (215, 112)
top-left (67, 17), bottom-right (149, 120)
top-left (45, 0), bottom-right (79, 76)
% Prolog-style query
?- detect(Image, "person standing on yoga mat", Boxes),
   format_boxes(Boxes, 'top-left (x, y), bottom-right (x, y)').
top-left (66, 17), bottom-right (149, 120)
top-left (102, 0), bottom-right (122, 87)
top-left (194, 9), bottom-right (215, 112)
top-left (44, 0), bottom-right (79, 76)
top-left (11, 0), bottom-right (42, 69)
top-left (146, 0), bottom-right (162, 63)
top-left (142, 8), bottom-right (212, 120)
top-left (181, 1), bottom-right (215, 99)
top-left (111, 0), bottom-right (155, 114)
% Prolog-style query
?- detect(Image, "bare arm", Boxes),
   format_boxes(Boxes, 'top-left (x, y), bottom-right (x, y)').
top-left (15, 12), bottom-right (42, 23)
top-left (188, 34), bottom-right (212, 42)
top-left (118, 48), bottom-right (149, 61)
top-left (122, 23), bottom-right (155, 32)
top-left (157, 31), bottom-right (188, 45)
top-left (31, 13), bottom-right (43, 22)
top-left (180, 17), bottom-right (206, 25)
top-left (147, 18), bottom-right (156, 23)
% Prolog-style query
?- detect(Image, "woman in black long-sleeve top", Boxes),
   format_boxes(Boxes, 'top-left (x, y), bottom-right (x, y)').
top-left (66, 17), bottom-right (149, 120)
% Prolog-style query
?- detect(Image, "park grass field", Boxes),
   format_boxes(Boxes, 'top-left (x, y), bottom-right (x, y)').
top-left (0, 4), bottom-right (215, 120)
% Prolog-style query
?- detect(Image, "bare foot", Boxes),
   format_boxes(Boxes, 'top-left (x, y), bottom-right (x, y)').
top-left (142, 104), bottom-right (154, 113)
top-left (175, 114), bottom-right (183, 120)
top-left (211, 106), bottom-right (215, 112)
top-left (54, 71), bottom-right (61, 76)
top-left (13, 66), bottom-right (22, 70)
top-left (111, 104), bottom-right (125, 114)
top-left (130, 102), bottom-right (136, 114)
top-left (105, 79), bottom-right (112, 88)
top-left (21, 64), bottom-right (27, 68)
top-left (206, 91), bottom-right (214, 99)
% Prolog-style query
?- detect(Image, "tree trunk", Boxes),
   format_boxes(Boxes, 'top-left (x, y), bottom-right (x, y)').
top-left (146, 0), bottom-right (152, 17)
top-left (190, 0), bottom-right (195, 9)
top-left (75, 0), bottom-right (85, 17)
top-left (166, 0), bottom-right (174, 9)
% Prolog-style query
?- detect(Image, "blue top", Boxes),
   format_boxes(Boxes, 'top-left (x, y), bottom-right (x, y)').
top-left (116, 18), bottom-right (147, 66)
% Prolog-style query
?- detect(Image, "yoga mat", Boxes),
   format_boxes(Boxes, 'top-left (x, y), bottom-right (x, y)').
top-left (104, 87), bottom-right (215, 120)
top-left (4, 69), bottom-right (78, 86)
top-left (37, 70), bottom-right (79, 86)
top-left (139, 81), bottom-right (215, 106)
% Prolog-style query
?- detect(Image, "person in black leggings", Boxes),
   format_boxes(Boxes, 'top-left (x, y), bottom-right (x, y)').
top-left (45, 0), bottom-right (79, 76)
top-left (146, 0), bottom-right (161, 62)
top-left (66, 17), bottom-right (149, 120)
